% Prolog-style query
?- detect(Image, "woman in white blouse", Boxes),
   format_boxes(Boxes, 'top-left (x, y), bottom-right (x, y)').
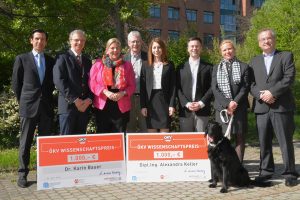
top-left (140, 37), bottom-right (176, 132)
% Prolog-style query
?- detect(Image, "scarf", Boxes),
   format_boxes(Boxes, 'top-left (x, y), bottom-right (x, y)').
top-left (216, 57), bottom-right (241, 99)
top-left (102, 54), bottom-right (126, 89)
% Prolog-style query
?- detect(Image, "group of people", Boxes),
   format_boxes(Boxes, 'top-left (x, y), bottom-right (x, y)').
top-left (12, 28), bottom-right (298, 188)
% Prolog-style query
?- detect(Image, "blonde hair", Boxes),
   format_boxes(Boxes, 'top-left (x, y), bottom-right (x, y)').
top-left (219, 39), bottom-right (235, 50)
top-left (105, 38), bottom-right (121, 51)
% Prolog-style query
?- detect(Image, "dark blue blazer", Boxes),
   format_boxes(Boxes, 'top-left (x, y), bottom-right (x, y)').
top-left (53, 50), bottom-right (92, 114)
top-left (12, 52), bottom-right (55, 118)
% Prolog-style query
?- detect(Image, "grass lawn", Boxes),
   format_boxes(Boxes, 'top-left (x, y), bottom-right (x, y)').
top-left (0, 148), bottom-right (36, 173)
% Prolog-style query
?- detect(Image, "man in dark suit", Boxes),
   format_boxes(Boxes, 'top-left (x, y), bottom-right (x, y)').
top-left (53, 30), bottom-right (92, 135)
top-left (250, 29), bottom-right (298, 186)
top-left (12, 29), bottom-right (55, 188)
top-left (177, 37), bottom-right (213, 132)
top-left (123, 31), bottom-right (147, 132)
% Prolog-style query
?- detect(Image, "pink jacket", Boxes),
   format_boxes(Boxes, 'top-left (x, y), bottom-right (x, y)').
top-left (88, 59), bottom-right (135, 113)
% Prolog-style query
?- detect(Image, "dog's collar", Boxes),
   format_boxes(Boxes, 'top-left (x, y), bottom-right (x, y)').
top-left (208, 137), bottom-right (224, 148)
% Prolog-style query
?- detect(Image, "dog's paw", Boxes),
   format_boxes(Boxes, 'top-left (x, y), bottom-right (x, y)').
top-left (220, 188), bottom-right (228, 193)
top-left (209, 183), bottom-right (217, 188)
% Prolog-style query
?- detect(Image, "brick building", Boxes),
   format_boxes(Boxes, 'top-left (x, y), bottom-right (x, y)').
top-left (144, 0), bottom-right (265, 46)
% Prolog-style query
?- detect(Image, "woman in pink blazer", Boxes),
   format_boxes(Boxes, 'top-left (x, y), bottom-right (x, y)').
top-left (89, 38), bottom-right (135, 133)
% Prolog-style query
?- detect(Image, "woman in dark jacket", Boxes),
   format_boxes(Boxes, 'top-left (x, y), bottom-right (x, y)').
top-left (140, 37), bottom-right (176, 132)
top-left (211, 39), bottom-right (250, 162)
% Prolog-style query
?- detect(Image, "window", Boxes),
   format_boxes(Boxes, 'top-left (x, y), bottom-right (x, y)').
top-left (203, 33), bottom-right (214, 48)
top-left (186, 9), bottom-right (197, 22)
top-left (220, 0), bottom-right (236, 11)
top-left (203, 11), bottom-right (214, 24)
top-left (251, 0), bottom-right (265, 7)
top-left (150, 5), bottom-right (161, 18)
top-left (149, 29), bottom-right (161, 37)
top-left (168, 7), bottom-right (179, 20)
top-left (220, 15), bottom-right (236, 32)
top-left (168, 30), bottom-right (180, 40)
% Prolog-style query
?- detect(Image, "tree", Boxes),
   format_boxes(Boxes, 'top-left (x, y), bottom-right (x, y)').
top-left (0, 0), bottom-right (153, 91)
top-left (238, 0), bottom-right (300, 73)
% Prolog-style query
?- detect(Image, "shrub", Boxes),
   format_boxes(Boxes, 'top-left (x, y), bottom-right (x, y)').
top-left (0, 86), bottom-right (20, 149)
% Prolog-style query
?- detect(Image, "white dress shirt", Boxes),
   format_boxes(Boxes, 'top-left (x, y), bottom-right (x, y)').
top-left (153, 62), bottom-right (163, 89)
top-left (185, 57), bottom-right (205, 109)
top-left (131, 53), bottom-right (142, 93)
top-left (263, 51), bottom-right (275, 75)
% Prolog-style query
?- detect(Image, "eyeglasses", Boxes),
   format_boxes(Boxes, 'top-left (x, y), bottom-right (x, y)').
top-left (130, 40), bottom-right (141, 44)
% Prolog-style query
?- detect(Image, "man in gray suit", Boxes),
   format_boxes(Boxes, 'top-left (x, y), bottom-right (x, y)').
top-left (250, 29), bottom-right (298, 186)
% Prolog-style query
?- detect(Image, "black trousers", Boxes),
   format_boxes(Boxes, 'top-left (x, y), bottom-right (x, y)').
top-left (18, 103), bottom-right (53, 178)
top-left (95, 99), bottom-right (129, 133)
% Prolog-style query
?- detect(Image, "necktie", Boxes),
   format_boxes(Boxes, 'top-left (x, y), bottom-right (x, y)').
top-left (37, 53), bottom-right (45, 84)
top-left (76, 55), bottom-right (82, 67)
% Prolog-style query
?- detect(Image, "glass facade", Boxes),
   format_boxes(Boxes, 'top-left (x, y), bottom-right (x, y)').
top-left (220, 0), bottom-right (236, 10)
top-left (251, 0), bottom-right (265, 8)
top-left (220, 0), bottom-right (236, 40)
top-left (220, 14), bottom-right (236, 32)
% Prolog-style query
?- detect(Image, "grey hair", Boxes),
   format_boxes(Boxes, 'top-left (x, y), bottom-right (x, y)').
top-left (69, 29), bottom-right (86, 41)
top-left (257, 28), bottom-right (276, 40)
top-left (128, 31), bottom-right (141, 41)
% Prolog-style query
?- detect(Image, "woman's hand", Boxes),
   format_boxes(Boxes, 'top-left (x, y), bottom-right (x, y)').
top-left (227, 101), bottom-right (238, 115)
top-left (113, 91), bottom-right (126, 101)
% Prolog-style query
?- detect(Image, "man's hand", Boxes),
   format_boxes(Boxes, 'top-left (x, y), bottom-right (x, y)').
top-left (80, 98), bottom-right (92, 112)
top-left (169, 107), bottom-right (175, 116)
top-left (260, 90), bottom-right (276, 104)
top-left (188, 102), bottom-right (201, 112)
top-left (74, 99), bottom-right (85, 112)
top-left (141, 108), bottom-right (147, 117)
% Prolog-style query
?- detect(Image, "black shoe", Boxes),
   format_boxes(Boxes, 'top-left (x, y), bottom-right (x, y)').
top-left (255, 174), bottom-right (272, 182)
top-left (17, 177), bottom-right (28, 188)
top-left (285, 178), bottom-right (298, 187)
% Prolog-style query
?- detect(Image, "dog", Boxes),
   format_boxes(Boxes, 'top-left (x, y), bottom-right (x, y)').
top-left (206, 122), bottom-right (271, 193)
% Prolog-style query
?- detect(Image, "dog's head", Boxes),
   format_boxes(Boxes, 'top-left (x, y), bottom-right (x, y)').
top-left (205, 121), bottom-right (224, 144)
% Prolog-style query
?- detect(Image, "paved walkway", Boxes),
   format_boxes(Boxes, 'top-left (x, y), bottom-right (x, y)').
top-left (1, 142), bottom-right (300, 200)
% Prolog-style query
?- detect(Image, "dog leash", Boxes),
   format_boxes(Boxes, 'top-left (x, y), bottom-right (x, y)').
top-left (220, 109), bottom-right (234, 140)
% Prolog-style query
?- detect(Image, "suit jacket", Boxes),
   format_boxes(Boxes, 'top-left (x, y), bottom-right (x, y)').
top-left (177, 60), bottom-right (213, 117)
top-left (212, 61), bottom-right (250, 112)
top-left (140, 62), bottom-right (176, 109)
top-left (88, 59), bottom-right (135, 113)
top-left (123, 51), bottom-right (147, 94)
top-left (123, 51), bottom-right (147, 62)
top-left (12, 52), bottom-right (55, 118)
top-left (250, 50), bottom-right (296, 114)
top-left (53, 50), bottom-right (93, 114)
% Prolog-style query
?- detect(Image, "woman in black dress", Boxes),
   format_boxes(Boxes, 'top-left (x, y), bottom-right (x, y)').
top-left (140, 37), bottom-right (176, 132)
top-left (211, 40), bottom-right (250, 162)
